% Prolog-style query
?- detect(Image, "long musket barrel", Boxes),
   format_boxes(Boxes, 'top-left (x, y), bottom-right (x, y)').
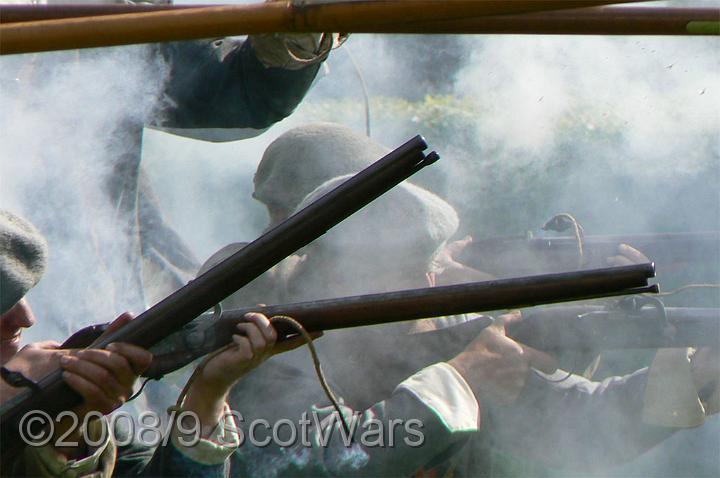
top-left (510, 303), bottom-right (720, 350)
top-left (459, 231), bottom-right (720, 278)
top-left (0, 0), bottom-right (658, 55)
top-left (2, 4), bottom-right (717, 37)
top-left (140, 263), bottom-right (657, 377)
top-left (0, 135), bottom-right (437, 454)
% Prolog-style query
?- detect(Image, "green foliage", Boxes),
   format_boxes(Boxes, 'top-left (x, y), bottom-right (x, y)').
top-left (299, 94), bottom-right (481, 146)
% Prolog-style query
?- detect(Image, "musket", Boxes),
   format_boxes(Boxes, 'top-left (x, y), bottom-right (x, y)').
top-left (458, 231), bottom-right (720, 278)
top-left (508, 297), bottom-right (720, 351)
top-left (2, 4), bottom-right (717, 36)
top-left (62, 263), bottom-right (658, 378)
top-left (169, 278), bottom-right (711, 400)
top-left (0, 0), bottom-right (653, 55)
top-left (353, 294), bottom-right (719, 401)
top-left (0, 135), bottom-right (437, 454)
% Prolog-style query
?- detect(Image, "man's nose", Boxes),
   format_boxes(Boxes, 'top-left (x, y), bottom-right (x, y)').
top-left (8, 299), bottom-right (36, 329)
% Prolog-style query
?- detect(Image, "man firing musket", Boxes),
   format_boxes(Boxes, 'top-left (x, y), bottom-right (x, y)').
top-left (0, 209), bottom-right (309, 477)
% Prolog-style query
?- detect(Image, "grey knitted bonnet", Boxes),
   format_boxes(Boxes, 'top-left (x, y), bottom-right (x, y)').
top-left (253, 123), bottom-right (389, 214)
top-left (0, 210), bottom-right (48, 314)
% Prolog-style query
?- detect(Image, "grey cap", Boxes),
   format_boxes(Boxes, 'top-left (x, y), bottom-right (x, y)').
top-left (253, 123), bottom-right (389, 215)
top-left (0, 210), bottom-right (48, 314)
top-left (296, 175), bottom-right (459, 265)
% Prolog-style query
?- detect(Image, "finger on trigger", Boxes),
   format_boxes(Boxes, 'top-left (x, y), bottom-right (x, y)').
top-left (451, 235), bottom-right (472, 251)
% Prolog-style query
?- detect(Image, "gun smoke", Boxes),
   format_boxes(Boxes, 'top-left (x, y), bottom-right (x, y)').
top-left (0, 46), bottom-right (167, 339)
top-left (1, 0), bottom-right (718, 476)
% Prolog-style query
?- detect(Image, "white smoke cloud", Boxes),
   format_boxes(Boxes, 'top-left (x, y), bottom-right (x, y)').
top-left (0, 46), bottom-right (167, 340)
top-left (454, 35), bottom-right (719, 176)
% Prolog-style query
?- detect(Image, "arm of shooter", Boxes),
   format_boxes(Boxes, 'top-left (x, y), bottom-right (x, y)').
top-left (484, 246), bottom-right (714, 471)
top-left (488, 348), bottom-right (715, 470)
top-left (229, 333), bottom-right (482, 477)
top-left (114, 314), bottom-right (312, 478)
top-left (155, 36), bottom-right (324, 140)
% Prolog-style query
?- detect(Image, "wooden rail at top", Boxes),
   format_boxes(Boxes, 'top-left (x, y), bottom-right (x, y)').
top-left (0, 0), bottom-right (652, 55)
top-left (0, 3), bottom-right (195, 23)
top-left (399, 7), bottom-right (720, 35)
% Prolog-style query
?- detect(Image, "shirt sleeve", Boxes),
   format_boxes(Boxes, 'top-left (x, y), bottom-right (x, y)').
top-left (118, 403), bottom-right (240, 478)
top-left (232, 362), bottom-right (480, 477)
top-left (19, 418), bottom-right (116, 478)
top-left (642, 348), bottom-right (706, 427)
top-left (489, 350), bottom-right (710, 472)
top-left (153, 38), bottom-right (321, 141)
top-left (396, 362), bottom-right (480, 433)
top-left (170, 403), bottom-right (241, 465)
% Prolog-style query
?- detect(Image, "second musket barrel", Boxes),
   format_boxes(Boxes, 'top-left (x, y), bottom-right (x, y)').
top-left (217, 262), bottom-right (656, 337)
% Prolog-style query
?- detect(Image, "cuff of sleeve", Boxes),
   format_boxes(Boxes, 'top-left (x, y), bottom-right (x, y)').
top-left (24, 418), bottom-right (114, 478)
top-left (171, 403), bottom-right (240, 466)
top-left (643, 348), bottom-right (706, 428)
top-left (396, 362), bottom-right (480, 432)
top-left (249, 33), bottom-right (333, 70)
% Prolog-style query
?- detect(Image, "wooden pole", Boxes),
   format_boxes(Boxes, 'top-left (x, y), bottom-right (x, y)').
top-left (406, 6), bottom-right (720, 35)
top-left (0, 0), bottom-right (652, 55)
top-left (0, 3), bottom-right (196, 24)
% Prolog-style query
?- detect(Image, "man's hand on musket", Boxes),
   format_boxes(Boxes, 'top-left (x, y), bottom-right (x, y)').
top-left (448, 311), bottom-right (557, 406)
top-left (607, 243), bottom-right (650, 267)
top-left (54, 312), bottom-right (152, 458)
top-left (429, 235), bottom-right (496, 286)
top-left (1, 313), bottom-right (151, 415)
top-left (58, 313), bottom-right (152, 417)
top-left (182, 312), bottom-right (311, 438)
top-left (0, 341), bottom-right (68, 404)
top-left (1, 312), bottom-right (152, 458)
